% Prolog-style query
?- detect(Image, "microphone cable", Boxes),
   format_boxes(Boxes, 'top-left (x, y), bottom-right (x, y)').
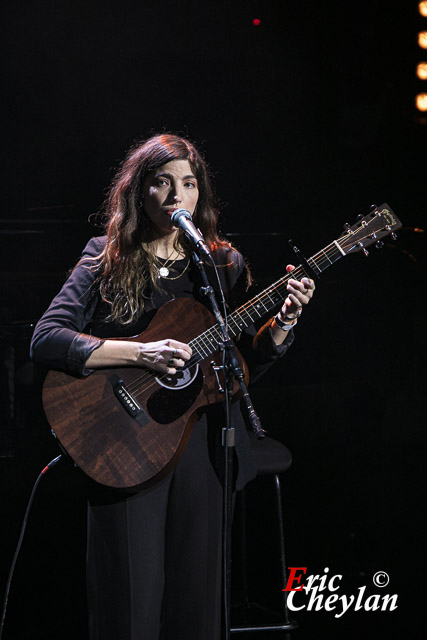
top-left (0, 454), bottom-right (63, 639)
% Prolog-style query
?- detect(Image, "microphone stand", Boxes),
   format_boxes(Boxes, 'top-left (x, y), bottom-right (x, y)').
top-left (191, 249), bottom-right (265, 640)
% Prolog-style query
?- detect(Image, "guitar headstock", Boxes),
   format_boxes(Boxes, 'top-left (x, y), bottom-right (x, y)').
top-left (338, 203), bottom-right (402, 256)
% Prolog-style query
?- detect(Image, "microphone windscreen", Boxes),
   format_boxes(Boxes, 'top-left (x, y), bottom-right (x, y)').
top-left (171, 209), bottom-right (192, 227)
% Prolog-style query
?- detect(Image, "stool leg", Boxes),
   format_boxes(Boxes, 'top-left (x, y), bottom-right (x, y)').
top-left (273, 474), bottom-right (295, 627)
top-left (230, 473), bottom-right (297, 635)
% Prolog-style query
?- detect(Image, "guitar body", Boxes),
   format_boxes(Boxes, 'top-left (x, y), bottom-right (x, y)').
top-left (41, 204), bottom-right (402, 490)
top-left (42, 298), bottom-right (246, 489)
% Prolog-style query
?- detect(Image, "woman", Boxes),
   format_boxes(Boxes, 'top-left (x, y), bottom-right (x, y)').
top-left (30, 134), bottom-right (315, 640)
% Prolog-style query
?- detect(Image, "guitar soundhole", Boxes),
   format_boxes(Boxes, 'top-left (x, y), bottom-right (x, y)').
top-left (147, 365), bottom-right (204, 424)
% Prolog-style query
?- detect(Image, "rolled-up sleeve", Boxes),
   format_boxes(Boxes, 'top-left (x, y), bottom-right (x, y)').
top-left (30, 236), bottom-right (106, 376)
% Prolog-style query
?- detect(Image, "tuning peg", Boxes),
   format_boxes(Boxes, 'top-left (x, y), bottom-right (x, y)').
top-left (370, 204), bottom-right (377, 211)
top-left (343, 222), bottom-right (351, 231)
top-left (358, 242), bottom-right (369, 256)
top-left (375, 240), bottom-right (384, 249)
top-left (391, 233), bottom-right (397, 240)
top-left (357, 214), bottom-right (363, 220)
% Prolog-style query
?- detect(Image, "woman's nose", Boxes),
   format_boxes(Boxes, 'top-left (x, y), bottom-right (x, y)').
top-left (173, 193), bottom-right (182, 203)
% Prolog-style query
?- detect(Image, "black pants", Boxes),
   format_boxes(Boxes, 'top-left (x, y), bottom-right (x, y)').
top-left (87, 416), bottom-right (224, 640)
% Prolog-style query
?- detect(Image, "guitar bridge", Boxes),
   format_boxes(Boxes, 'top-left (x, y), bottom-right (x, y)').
top-left (109, 374), bottom-right (149, 427)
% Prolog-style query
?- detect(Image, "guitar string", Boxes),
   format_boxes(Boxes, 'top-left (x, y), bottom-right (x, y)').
top-left (129, 256), bottom-right (383, 397)
top-left (127, 220), bottom-right (386, 396)
top-left (126, 216), bottom-right (389, 396)
top-left (126, 256), bottom-right (320, 399)
top-left (127, 243), bottom-right (336, 393)
top-left (125, 266), bottom-right (305, 396)
top-left (126, 217), bottom-right (388, 396)
top-left (162, 213), bottom-right (384, 362)
top-left (186, 216), bottom-right (390, 361)
top-left (126, 261), bottom-right (334, 397)
top-left (227, 215), bottom-right (388, 324)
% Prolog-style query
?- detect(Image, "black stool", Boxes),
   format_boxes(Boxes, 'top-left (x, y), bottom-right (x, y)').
top-left (230, 432), bottom-right (297, 635)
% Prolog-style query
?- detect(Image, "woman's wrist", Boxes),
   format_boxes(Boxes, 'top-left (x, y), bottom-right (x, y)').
top-left (86, 339), bottom-right (140, 368)
top-left (274, 306), bottom-right (302, 331)
top-left (274, 313), bottom-right (298, 332)
top-left (278, 306), bottom-right (303, 322)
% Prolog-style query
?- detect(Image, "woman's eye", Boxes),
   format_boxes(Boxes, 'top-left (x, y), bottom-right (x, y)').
top-left (184, 181), bottom-right (196, 188)
top-left (156, 178), bottom-right (169, 186)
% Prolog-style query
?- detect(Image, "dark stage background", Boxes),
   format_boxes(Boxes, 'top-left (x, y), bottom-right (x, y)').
top-left (0, 1), bottom-right (426, 639)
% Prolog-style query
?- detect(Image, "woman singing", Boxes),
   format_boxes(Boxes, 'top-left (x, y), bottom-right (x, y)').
top-left (30, 134), bottom-right (315, 640)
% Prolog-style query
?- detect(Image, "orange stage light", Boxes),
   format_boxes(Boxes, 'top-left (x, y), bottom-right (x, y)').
top-left (415, 92), bottom-right (427, 111)
top-left (418, 31), bottom-right (427, 48)
top-left (417, 62), bottom-right (427, 79)
top-left (419, 2), bottom-right (427, 17)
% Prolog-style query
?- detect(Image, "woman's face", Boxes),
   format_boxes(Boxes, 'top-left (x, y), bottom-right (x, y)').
top-left (143, 159), bottom-right (199, 238)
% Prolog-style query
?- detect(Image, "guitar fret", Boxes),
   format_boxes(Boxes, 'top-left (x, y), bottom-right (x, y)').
top-left (198, 342), bottom-right (210, 357)
top-left (208, 327), bottom-right (222, 349)
top-left (194, 342), bottom-right (209, 359)
top-left (236, 310), bottom-right (252, 326)
top-left (191, 325), bottom-right (222, 360)
top-left (191, 335), bottom-right (209, 357)
top-left (265, 290), bottom-right (277, 306)
top-left (191, 236), bottom-right (348, 361)
top-left (308, 243), bottom-right (342, 275)
top-left (257, 298), bottom-right (269, 313)
top-left (320, 249), bottom-right (333, 265)
top-left (307, 257), bottom-right (322, 276)
top-left (228, 317), bottom-right (244, 334)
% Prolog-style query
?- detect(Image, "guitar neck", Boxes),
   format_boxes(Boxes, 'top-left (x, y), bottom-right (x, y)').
top-left (229, 239), bottom-right (346, 335)
top-left (189, 238), bottom-right (345, 360)
top-left (188, 202), bottom-right (402, 360)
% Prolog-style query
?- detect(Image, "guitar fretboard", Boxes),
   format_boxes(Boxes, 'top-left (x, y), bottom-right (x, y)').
top-left (187, 239), bottom-right (345, 364)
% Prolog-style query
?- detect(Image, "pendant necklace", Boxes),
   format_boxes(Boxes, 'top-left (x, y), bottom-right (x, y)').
top-left (155, 249), bottom-right (190, 279)
top-left (158, 259), bottom-right (190, 280)
top-left (158, 265), bottom-right (171, 278)
top-left (156, 248), bottom-right (180, 278)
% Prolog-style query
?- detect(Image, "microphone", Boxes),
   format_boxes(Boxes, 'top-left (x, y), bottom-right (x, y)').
top-left (171, 209), bottom-right (211, 257)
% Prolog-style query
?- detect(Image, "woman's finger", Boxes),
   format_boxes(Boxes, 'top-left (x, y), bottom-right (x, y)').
top-left (167, 340), bottom-right (192, 358)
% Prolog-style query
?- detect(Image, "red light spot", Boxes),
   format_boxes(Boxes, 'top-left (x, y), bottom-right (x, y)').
top-left (252, 18), bottom-right (261, 26)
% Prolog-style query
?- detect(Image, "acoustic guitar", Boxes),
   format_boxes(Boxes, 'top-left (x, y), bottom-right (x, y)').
top-left (42, 204), bottom-right (401, 488)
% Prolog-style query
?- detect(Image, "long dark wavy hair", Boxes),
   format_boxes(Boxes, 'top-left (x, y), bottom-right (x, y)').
top-left (91, 134), bottom-right (232, 324)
